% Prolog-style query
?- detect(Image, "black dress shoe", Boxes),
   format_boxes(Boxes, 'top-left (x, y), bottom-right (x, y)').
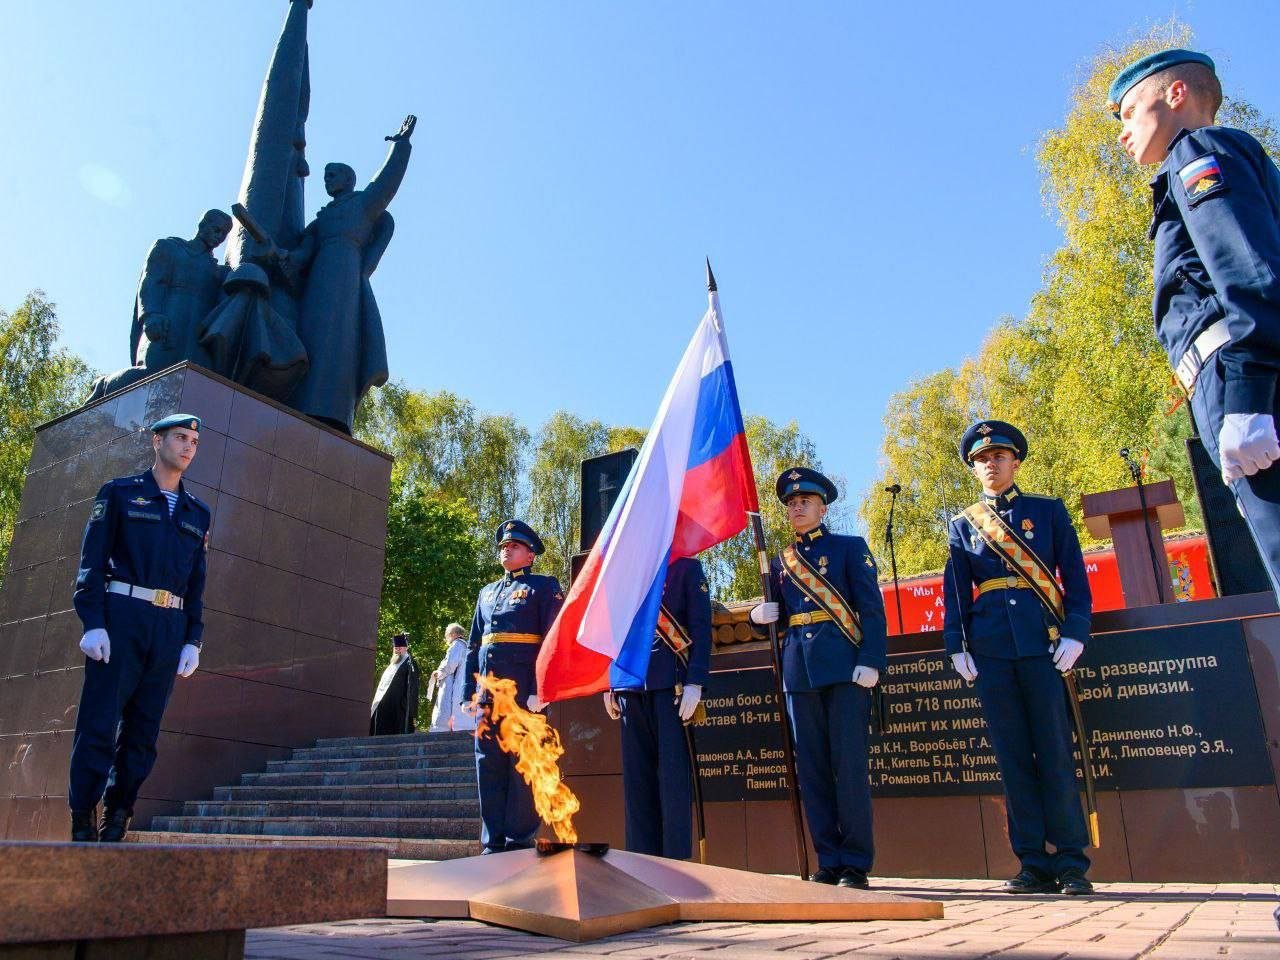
top-left (70, 809), bottom-right (98, 843)
top-left (809, 866), bottom-right (841, 884)
top-left (838, 868), bottom-right (870, 890)
top-left (1001, 868), bottom-right (1058, 894)
top-left (99, 809), bottom-right (131, 843)
top-left (1058, 869), bottom-right (1094, 896)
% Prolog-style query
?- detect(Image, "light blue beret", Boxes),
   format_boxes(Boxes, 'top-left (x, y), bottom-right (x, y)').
top-left (1108, 48), bottom-right (1215, 118)
top-left (150, 413), bottom-right (201, 433)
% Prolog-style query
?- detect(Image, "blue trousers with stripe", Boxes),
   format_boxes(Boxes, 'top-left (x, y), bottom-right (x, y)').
top-left (972, 653), bottom-right (1089, 877)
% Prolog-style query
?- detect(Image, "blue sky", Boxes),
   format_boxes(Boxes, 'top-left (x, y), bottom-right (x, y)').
top-left (2, 1), bottom-right (1277, 532)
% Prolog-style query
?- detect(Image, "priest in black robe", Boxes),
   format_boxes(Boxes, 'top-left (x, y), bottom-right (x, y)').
top-left (370, 633), bottom-right (419, 735)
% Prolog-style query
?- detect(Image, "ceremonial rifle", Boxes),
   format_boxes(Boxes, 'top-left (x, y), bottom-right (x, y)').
top-left (662, 606), bottom-right (709, 865)
top-left (681, 710), bottom-right (708, 864)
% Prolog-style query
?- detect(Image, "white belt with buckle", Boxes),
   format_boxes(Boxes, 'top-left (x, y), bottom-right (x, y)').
top-left (1175, 318), bottom-right (1231, 395)
top-left (107, 580), bottom-right (184, 610)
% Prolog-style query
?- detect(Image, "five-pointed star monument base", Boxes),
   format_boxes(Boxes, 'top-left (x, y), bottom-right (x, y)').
top-left (387, 846), bottom-right (943, 942)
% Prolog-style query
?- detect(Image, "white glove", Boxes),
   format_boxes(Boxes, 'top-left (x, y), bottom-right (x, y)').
top-left (1052, 637), bottom-right (1085, 673)
top-left (852, 666), bottom-right (879, 688)
top-left (951, 652), bottom-right (978, 682)
top-left (526, 693), bottom-right (547, 713)
top-left (176, 644), bottom-right (200, 678)
top-left (603, 690), bottom-right (621, 720)
top-left (80, 629), bottom-right (110, 663)
top-left (677, 684), bottom-right (703, 722)
top-left (750, 602), bottom-right (779, 625)
top-left (1220, 413), bottom-right (1280, 483)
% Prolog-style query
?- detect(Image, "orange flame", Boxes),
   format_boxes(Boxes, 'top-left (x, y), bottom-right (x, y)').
top-left (475, 675), bottom-right (580, 842)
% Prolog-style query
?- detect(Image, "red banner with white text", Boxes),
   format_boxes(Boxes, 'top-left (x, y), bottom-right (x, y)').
top-left (881, 535), bottom-right (1215, 636)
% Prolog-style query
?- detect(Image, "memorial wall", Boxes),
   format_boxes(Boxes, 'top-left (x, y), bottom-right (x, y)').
top-left (552, 592), bottom-right (1280, 882)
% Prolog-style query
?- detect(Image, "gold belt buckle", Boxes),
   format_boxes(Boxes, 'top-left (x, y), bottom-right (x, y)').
top-left (152, 589), bottom-right (172, 608)
top-left (798, 612), bottom-right (812, 624)
top-left (1006, 576), bottom-right (1018, 588)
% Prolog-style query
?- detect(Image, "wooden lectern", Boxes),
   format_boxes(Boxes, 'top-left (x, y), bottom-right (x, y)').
top-left (1081, 480), bottom-right (1185, 607)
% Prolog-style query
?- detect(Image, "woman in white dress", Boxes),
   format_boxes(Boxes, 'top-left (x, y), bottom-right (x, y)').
top-left (427, 623), bottom-right (476, 732)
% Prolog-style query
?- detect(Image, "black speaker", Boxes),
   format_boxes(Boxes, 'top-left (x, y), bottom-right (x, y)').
top-left (1185, 436), bottom-right (1271, 595)
top-left (569, 551), bottom-right (589, 587)
top-left (579, 448), bottom-right (638, 552)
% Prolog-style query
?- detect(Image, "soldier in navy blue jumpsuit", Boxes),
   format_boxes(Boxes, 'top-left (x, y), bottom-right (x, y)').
top-left (462, 519), bottom-right (564, 853)
top-left (604, 556), bottom-right (712, 859)
top-left (751, 468), bottom-right (887, 888)
top-left (69, 414), bottom-right (210, 843)
top-left (1112, 49), bottom-right (1280, 597)
top-left (943, 420), bottom-right (1093, 895)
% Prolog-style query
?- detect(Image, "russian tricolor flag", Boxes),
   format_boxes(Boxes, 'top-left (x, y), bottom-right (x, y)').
top-left (536, 274), bottom-right (758, 701)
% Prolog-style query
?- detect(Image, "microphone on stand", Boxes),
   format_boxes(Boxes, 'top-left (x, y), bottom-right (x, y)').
top-left (884, 483), bottom-right (905, 635)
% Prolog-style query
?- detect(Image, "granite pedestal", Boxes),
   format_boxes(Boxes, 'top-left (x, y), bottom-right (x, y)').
top-left (0, 363), bottom-right (392, 840)
top-left (0, 841), bottom-right (386, 957)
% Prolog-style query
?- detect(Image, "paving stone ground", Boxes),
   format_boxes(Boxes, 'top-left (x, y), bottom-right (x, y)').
top-left (245, 876), bottom-right (1280, 959)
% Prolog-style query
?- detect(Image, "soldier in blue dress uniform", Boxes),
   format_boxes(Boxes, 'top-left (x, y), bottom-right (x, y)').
top-left (943, 420), bottom-right (1094, 895)
top-left (602, 556), bottom-right (712, 859)
top-left (68, 414), bottom-right (211, 843)
top-left (750, 468), bottom-right (887, 888)
top-left (461, 519), bottom-right (564, 853)
top-left (1112, 49), bottom-right (1280, 597)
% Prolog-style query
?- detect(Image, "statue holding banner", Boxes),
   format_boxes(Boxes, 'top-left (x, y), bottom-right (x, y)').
top-left (81, 0), bottom-right (414, 431)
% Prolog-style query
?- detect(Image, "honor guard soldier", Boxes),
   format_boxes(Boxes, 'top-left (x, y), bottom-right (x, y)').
top-left (462, 520), bottom-right (565, 854)
top-left (943, 421), bottom-right (1094, 895)
top-left (68, 414), bottom-right (210, 843)
top-left (602, 557), bottom-right (712, 859)
top-left (1112, 49), bottom-right (1280, 597)
top-left (750, 468), bottom-right (887, 889)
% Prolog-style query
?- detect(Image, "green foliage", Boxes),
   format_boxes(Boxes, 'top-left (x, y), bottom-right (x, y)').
top-left (355, 382), bottom-right (528, 541)
top-left (860, 23), bottom-right (1280, 576)
top-left (0, 292), bottom-right (93, 583)
top-left (527, 411), bottom-right (611, 584)
top-left (702, 415), bottom-right (836, 598)
top-left (860, 366), bottom-right (983, 575)
top-left (373, 482), bottom-right (494, 729)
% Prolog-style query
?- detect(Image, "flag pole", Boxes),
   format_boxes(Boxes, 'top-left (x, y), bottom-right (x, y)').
top-left (706, 258), bottom-right (809, 881)
top-left (748, 511), bottom-right (810, 882)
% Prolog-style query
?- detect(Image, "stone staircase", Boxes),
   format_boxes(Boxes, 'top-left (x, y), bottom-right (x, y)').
top-left (134, 731), bottom-right (481, 860)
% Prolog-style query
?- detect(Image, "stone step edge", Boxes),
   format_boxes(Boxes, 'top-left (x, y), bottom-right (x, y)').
top-left (315, 733), bottom-right (475, 746)
top-left (259, 762), bottom-right (476, 773)
top-left (217, 784), bottom-right (478, 794)
top-left (152, 815), bottom-right (479, 826)
top-left (188, 799), bottom-right (479, 808)
top-left (130, 830), bottom-right (480, 860)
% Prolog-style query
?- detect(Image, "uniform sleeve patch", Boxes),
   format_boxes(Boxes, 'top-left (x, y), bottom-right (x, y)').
top-left (1179, 154), bottom-right (1226, 202)
top-left (90, 501), bottom-right (106, 521)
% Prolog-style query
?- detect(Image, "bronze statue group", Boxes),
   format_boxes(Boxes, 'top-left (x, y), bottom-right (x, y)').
top-left (65, 48), bottom-right (1280, 900)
